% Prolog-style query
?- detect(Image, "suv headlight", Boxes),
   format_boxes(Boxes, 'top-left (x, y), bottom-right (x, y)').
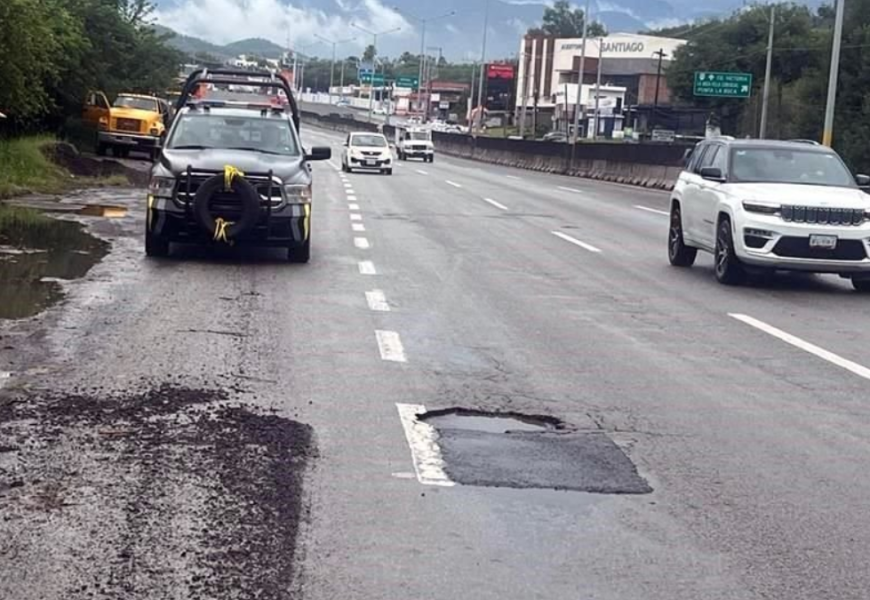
top-left (742, 200), bottom-right (781, 215)
top-left (148, 176), bottom-right (175, 197)
top-left (284, 184), bottom-right (312, 203)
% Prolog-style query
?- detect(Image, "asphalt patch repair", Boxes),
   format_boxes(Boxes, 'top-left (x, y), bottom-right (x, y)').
top-left (421, 408), bottom-right (652, 494)
top-left (0, 384), bottom-right (314, 600)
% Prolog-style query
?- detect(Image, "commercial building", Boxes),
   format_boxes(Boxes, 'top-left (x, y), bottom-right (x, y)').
top-left (516, 32), bottom-right (687, 135)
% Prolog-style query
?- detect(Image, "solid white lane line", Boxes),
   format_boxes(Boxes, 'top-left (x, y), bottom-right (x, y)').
top-left (551, 231), bottom-right (602, 253)
top-left (446, 180), bottom-right (463, 188)
top-left (416, 169), bottom-right (429, 175)
top-left (483, 197), bottom-right (508, 211)
top-left (635, 205), bottom-right (670, 216)
top-left (358, 261), bottom-right (377, 275)
top-left (365, 290), bottom-right (391, 312)
top-left (349, 203), bottom-right (360, 210)
top-left (506, 175), bottom-right (521, 180)
top-left (396, 403), bottom-right (455, 487)
top-left (354, 237), bottom-right (370, 249)
top-left (729, 314), bottom-right (870, 381)
top-left (328, 161), bottom-right (340, 171)
top-left (352, 223), bottom-right (366, 232)
top-left (376, 330), bottom-right (407, 363)
top-left (557, 186), bottom-right (584, 194)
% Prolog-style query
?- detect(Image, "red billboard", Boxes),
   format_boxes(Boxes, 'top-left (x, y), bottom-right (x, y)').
top-left (487, 64), bottom-right (515, 79)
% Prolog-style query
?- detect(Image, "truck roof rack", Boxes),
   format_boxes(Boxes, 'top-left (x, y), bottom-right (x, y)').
top-left (175, 67), bottom-right (300, 132)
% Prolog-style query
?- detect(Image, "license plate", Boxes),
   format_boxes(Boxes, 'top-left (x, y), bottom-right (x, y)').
top-left (809, 234), bottom-right (838, 249)
top-left (365, 160), bottom-right (376, 166)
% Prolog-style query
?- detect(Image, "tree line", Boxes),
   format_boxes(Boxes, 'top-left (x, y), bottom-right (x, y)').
top-left (0, 0), bottom-right (181, 135)
top-left (660, 0), bottom-right (870, 171)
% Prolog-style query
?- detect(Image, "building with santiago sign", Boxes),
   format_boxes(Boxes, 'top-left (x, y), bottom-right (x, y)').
top-left (516, 32), bottom-right (687, 124)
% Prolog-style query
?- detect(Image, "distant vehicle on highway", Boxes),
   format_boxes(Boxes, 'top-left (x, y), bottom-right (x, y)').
top-left (342, 132), bottom-right (393, 175)
top-left (145, 68), bottom-right (331, 262)
top-left (395, 126), bottom-right (434, 163)
top-left (668, 138), bottom-right (870, 290)
top-left (83, 91), bottom-right (171, 160)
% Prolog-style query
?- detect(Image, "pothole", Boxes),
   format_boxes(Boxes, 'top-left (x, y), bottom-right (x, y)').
top-left (420, 408), bottom-right (562, 434)
top-left (416, 407), bottom-right (652, 494)
top-left (76, 204), bottom-right (128, 218)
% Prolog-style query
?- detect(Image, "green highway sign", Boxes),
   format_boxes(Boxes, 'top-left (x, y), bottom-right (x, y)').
top-left (693, 71), bottom-right (753, 98)
top-left (359, 73), bottom-right (385, 85)
top-left (395, 76), bottom-right (419, 89)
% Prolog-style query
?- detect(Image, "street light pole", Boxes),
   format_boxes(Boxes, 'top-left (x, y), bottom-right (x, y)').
top-left (759, 5), bottom-right (776, 139)
top-left (352, 23), bottom-right (402, 123)
top-left (823, 0), bottom-right (846, 147)
top-left (571, 0), bottom-right (591, 152)
top-left (316, 35), bottom-right (356, 105)
top-left (593, 37), bottom-right (603, 140)
top-left (476, 0), bottom-right (491, 131)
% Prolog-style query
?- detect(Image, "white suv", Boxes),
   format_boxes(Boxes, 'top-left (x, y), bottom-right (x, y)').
top-left (668, 139), bottom-right (870, 291)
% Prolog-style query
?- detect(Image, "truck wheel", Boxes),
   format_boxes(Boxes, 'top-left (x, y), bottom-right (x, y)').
top-left (429, 155), bottom-right (435, 163)
top-left (145, 230), bottom-right (170, 258)
top-left (96, 143), bottom-right (108, 157)
top-left (288, 238), bottom-right (311, 263)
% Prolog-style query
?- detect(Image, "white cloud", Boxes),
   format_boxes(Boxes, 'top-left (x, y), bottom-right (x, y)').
top-left (506, 17), bottom-right (528, 36)
top-left (500, 0), bottom-right (551, 6)
top-left (155, 0), bottom-right (411, 54)
top-left (445, 23), bottom-right (460, 35)
top-left (595, 1), bottom-right (640, 20)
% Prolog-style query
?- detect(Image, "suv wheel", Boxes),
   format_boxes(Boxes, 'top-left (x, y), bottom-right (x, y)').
top-left (668, 202), bottom-right (697, 267)
top-left (145, 230), bottom-right (169, 258)
top-left (714, 216), bottom-right (745, 285)
top-left (852, 277), bottom-right (870, 293)
top-left (288, 238), bottom-right (311, 264)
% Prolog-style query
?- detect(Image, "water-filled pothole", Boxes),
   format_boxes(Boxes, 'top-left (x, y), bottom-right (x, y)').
top-left (0, 207), bottom-right (107, 319)
top-left (420, 408), bottom-right (561, 434)
top-left (76, 204), bottom-right (127, 218)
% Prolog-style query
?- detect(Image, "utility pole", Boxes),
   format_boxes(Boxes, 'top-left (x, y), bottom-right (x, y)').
top-left (652, 48), bottom-right (667, 128)
top-left (571, 0), bottom-right (592, 153)
top-left (427, 46), bottom-right (442, 120)
top-left (519, 50), bottom-right (532, 138)
top-left (469, 61), bottom-right (477, 128)
top-left (823, 0), bottom-right (846, 147)
top-left (476, 0), bottom-right (491, 131)
top-left (315, 35), bottom-right (356, 105)
top-left (593, 38), bottom-right (603, 140)
top-left (353, 23), bottom-right (401, 123)
top-left (759, 5), bottom-right (776, 139)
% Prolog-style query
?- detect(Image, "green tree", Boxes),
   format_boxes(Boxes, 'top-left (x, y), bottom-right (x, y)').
top-left (527, 0), bottom-right (606, 38)
top-left (363, 44), bottom-right (376, 62)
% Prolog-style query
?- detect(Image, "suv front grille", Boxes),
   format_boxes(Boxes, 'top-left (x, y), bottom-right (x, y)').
top-left (773, 237), bottom-right (867, 261)
top-left (175, 173), bottom-right (283, 211)
top-left (781, 205), bottom-right (865, 226)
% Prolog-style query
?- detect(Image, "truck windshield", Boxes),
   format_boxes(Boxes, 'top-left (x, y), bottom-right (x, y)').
top-left (409, 132), bottom-right (430, 141)
top-left (113, 96), bottom-right (158, 112)
top-left (167, 114), bottom-right (300, 156)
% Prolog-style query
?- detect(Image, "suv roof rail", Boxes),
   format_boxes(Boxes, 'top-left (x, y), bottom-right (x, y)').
top-left (176, 67), bottom-right (300, 132)
top-left (787, 138), bottom-right (821, 145)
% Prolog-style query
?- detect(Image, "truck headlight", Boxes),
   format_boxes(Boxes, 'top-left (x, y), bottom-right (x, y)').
top-left (742, 200), bottom-right (781, 215)
top-left (99, 116), bottom-right (109, 131)
top-left (148, 176), bottom-right (175, 197)
top-left (284, 184), bottom-right (312, 203)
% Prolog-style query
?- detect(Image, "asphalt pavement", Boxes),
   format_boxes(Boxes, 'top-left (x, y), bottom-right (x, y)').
top-left (3, 126), bottom-right (870, 600)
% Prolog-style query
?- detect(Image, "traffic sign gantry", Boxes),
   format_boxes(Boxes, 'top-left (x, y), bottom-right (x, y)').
top-left (395, 76), bottom-right (419, 89)
top-left (693, 71), bottom-right (753, 98)
top-left (359, 73), bottom-right (386, 85)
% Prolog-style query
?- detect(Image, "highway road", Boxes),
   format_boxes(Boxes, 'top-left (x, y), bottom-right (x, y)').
top-left (3, 124), bottom-right (870, 600)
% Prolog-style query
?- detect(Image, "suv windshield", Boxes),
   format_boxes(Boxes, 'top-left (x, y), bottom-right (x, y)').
top-left (352, 135), bottom-right (387, 148)
top-left (113, 95), bottom-right (158, 112)
top-left (731, 148), bottom-right (856, 187)
top-left (167, 113), bottom-right (300, 156)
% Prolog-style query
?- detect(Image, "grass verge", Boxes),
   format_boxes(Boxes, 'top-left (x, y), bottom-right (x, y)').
top-left (0, 136), bottom-right (72, 198)
top-left (0, 204), bottom-right (55, 246)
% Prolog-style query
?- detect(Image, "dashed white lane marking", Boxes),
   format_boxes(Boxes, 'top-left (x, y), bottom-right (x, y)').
top-left (635, 205), bottom-right (670, 216)
top-left (506, 175), bottom-right (521, 180)
top-left (729, 314), bottom-right (870, 382)
top-left (446, 180), bottom-right (463, 189)
top-left (347, 195), bottom-right (357, 201)
top-left (557, 186), bottom-right (584, 194)
top-left (551, 231), bottom-right (602, 253)
top-left (365, 289), bottom-right (391, 312)
top-left (349, 203), bottom-right (360, 210)
top-left (359, 260), bottom-right (377, 275)
top-left (483, 197), bottom-right (508, 211)
top-left (396, 403), bottom-right (455, 486)
top-left (415, 169), bottom-right (429, 175)
top-left (343, 182), bottom-right (353, 187)
top-left (350, 213), bottom-right (362, 221)
top-left (354, 237), bottom-right (370, 249)
top-left (376, 330), bottom-right (407, 363)
top-left (352, 223), bottom-right (366, 232)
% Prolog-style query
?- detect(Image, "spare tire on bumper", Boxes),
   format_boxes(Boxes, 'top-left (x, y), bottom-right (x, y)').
top-left (192, 172), bottom-right (261, 242)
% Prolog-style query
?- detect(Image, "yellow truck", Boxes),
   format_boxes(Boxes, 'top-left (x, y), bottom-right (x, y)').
top-left (83, 92), bottom-right (172, 160)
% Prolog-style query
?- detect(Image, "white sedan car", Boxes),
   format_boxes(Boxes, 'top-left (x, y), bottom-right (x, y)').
top-left (668, 138), bottom-right (870, 291)
top-left (341, 132), bottom-right (393, 175)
